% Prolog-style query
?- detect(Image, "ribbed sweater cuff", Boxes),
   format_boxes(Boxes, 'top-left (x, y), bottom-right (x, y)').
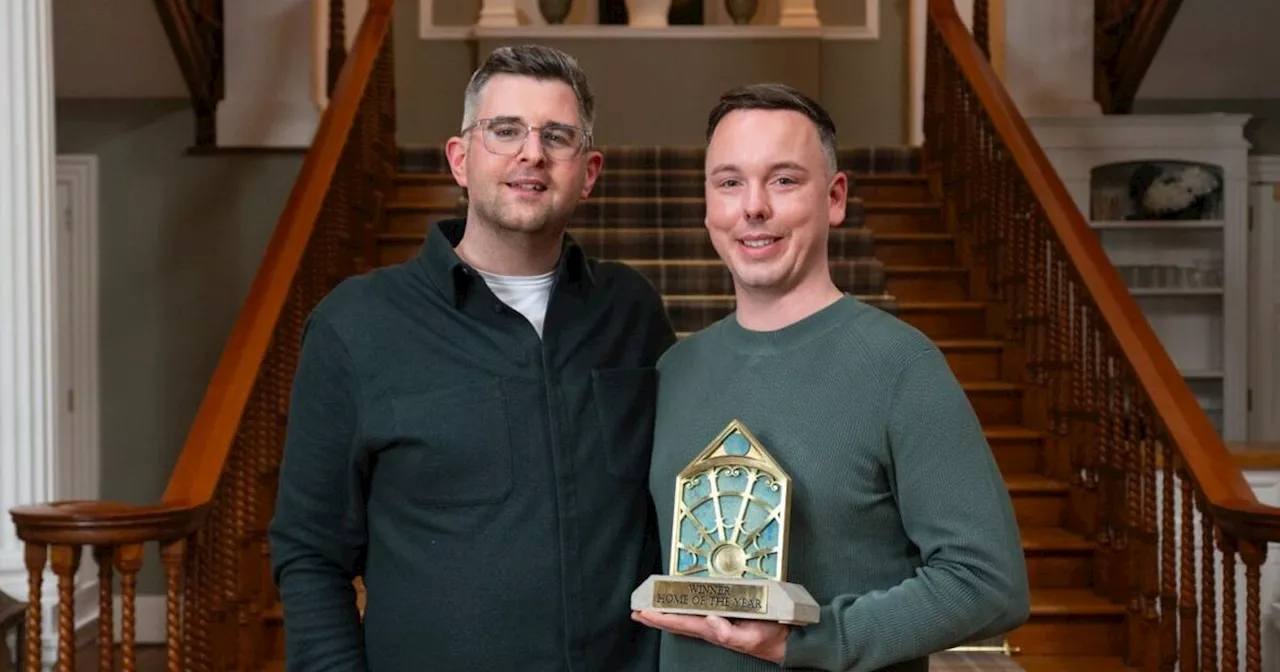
top-left (781, 606), bottom-right (846, 671)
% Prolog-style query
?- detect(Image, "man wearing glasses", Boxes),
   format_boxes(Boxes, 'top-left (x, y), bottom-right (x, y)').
top-left (269, 45), bottom-right (676, 671)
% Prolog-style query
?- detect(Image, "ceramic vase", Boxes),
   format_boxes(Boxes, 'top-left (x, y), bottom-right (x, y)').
top-left (724, 0), bottom-right (758, 24)
top-left (539, 0), bottom-right (573, 24)
top-left (625, 0), bottom-right (673, 27)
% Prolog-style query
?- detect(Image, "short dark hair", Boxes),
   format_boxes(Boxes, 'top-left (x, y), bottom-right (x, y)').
top-left (462, 45), bottom-right (596, 133)
top-left (706, 83), bottom-right (837, 174)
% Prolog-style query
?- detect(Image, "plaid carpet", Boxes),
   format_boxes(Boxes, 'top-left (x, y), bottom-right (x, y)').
top-left (398, 145), bottom-right (921, 175)
top-left (396, 147), bottom-right (912, 328)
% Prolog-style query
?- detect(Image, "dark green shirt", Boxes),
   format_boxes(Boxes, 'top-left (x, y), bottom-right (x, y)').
top-left (269, 219), bottom-right (677, 671)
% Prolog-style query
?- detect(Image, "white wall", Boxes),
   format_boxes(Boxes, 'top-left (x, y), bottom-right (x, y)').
top-left (1138, 0), bottom-right (1280, 101)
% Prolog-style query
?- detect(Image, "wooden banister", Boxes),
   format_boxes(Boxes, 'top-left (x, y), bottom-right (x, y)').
top-left (162, 0), bottom-right (392, 508)
top-left (9, 1), bottom-right (396, 668)
top-left (1095, 0), bottom-right (1185, 113)
top-left (926, 0), bottom-right (1277, 667)
top-left (152, 0), bottom-right (225, 146)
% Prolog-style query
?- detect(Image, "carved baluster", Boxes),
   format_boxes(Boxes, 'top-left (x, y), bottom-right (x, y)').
top-left (1240, 539), bottom-right (1265, 672)
top-left (161, 539), bottom-right (185, 672)
top-left (1219, 531), bottom-right (1237, 672)
top-left (327, 0), bottom-right (347, 94)
top-left (973, 0), bottom-right (990, 56)
top-left (231, 442), bottom-right (252, 670)
top-left (182, 533), bottom-right (195, 672)
top-left (1107, 351), bottom-right (1128, 602)
top-left (1124, 390), bottom-right (1142, 667)
top-left (95, 546), bottom-right (115, 671)
top-left (1067, 286), bottom-right (1086, 491)
top-left (24, 544), bottom-right (47, 670)
top-left (193, 525), bottom-right (213, 672)
top-left (989, 156), bottom-right (1008, 301)
top-left (1177, 471), bottom-right (1196, 671)
top-left (1090, 327), bottom-right (1112, 592)
top-left (115, 543), bottom-right (144, 672)
top-left (1199, 501), bottom-right (1217, 671)
top-left (50, 545), bottom-right (82, 670)
top-left (1140, 414), bottom-right (1160, 668)
top-left (1158, 441), bottom-right (1176, 670)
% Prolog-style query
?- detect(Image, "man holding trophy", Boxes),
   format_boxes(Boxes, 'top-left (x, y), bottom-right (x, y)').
top-left (632, 84), bottom-right (1031, 671)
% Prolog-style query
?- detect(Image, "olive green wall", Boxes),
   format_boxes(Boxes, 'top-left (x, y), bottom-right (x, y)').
top-left (56, 99), bottom-right (303, 592)
top-left (395, 0), bottom-right (911, 148)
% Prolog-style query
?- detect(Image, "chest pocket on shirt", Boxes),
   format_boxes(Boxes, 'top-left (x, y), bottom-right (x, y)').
top-left (591, 367), bottom-right (658, 483)
top-left (389, 381), bottom-right (514, 507)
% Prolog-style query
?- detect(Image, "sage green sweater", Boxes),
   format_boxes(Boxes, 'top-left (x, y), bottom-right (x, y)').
top-left (647, 296), bottom-right (1030, 671)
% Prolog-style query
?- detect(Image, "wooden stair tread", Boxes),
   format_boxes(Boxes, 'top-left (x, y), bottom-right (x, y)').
top-left (886, 265), bottom-right (966, 274)
top-left (984, 425), bottom-right (1044, 440)
top-left (1030, 588), bottom-right (1125, 616)
top-left (1005, 474), bottom-right (1069, 494)
top-left (1020, 526), bottom-right (1093, 552)
top-left (935, 339), bottom-right (1004, 351)
top-left (875, 232), bottom-right (954, 242)
top-left (896, 300), bottom-right (985, 310)
top-left (961, 380), bottom-right (1021, 392)
top-left (1014, 655), bottom-right (1131, 671)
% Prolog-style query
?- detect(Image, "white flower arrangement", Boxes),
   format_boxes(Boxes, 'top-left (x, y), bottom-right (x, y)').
top-left (1141, 165), bottom-right (1221, 215)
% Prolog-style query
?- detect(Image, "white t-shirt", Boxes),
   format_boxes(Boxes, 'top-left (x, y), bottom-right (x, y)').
top-left (476, 268), bottom-right (557, 338)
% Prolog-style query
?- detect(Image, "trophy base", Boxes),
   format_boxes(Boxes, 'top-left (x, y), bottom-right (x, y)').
top-left (631, 575), bottom-right (820, 625)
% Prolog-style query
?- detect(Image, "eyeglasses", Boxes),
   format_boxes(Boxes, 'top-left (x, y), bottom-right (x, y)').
top-left (466, 118), bottom-right (591, 161)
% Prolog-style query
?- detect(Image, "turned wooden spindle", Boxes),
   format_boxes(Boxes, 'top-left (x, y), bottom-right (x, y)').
top-left (1240, 539), bottom-right (1265, 672)
top-left (1199, 505), bottom-right (1217, 671)
top-left (95, 546), bottom-right (115, 672)
top-left (161, 539), bottom-right (186, 672)
top-left (114, 543), bottom-right (144, 672)
top-left (1158, 444), bottom-right (1176, 671)
top-left (1218, 530), bottom-right (1237, 672)
top-left (51, 544), bottom-right (83, 671)
top-left (1177, 473), bottom-right (1197, 671)
top-left (24, 543), bottom-right (47, 671)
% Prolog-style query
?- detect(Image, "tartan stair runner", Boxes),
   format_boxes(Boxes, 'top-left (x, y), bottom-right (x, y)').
top-left (390, 146), bottom-right (910, 330)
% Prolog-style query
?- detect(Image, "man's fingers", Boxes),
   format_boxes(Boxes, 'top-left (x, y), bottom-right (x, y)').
top-left (632, 610), bottom-right (713, 639)
top-left (704, 615), bottom-right (741, 647)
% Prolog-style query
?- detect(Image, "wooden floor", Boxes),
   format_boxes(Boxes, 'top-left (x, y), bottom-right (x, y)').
top-left (24, 645), bottom-right (1129, 670)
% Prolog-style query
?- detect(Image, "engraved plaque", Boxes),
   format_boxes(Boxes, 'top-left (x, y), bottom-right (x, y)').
top-left (652, 579), bottom-right (768, 615)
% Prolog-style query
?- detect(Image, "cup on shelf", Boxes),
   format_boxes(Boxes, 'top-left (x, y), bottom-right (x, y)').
top-left (1196, 259), bottom-right (1222, 288)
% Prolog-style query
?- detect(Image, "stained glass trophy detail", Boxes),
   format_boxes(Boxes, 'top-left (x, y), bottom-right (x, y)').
top-left (631, 420), bottom-right (820, 625)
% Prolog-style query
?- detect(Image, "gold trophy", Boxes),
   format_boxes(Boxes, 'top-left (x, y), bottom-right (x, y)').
top-left (631, 420), bottom-right (819, 625)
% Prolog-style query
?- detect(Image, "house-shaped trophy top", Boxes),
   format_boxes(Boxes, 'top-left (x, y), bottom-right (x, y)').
top-left (669, 419), bottom-right (793, 582)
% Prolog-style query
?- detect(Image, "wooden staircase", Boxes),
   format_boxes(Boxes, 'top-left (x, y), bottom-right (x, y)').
top-left (8, 2), bottom-right (1277, 671)
top-left (386, 151), bottom-right (1131, 667)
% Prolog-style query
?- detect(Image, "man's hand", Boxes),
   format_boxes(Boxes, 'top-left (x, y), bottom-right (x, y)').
top-left (632, 610), bottom-right (790, 664)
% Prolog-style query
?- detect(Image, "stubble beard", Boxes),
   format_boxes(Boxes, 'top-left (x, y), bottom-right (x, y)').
top-left (472, 189), bottom-right (558, 239)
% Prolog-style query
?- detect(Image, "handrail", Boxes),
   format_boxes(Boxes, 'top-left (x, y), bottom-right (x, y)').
top-left (926, 1), bottom-right (1275, 667)
top-left (927, 0), bottom-right (1280, 537)
top-left (9, 1), bottom-right (396, 668)
top-left (162, 0), bottom-right (392, 509)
